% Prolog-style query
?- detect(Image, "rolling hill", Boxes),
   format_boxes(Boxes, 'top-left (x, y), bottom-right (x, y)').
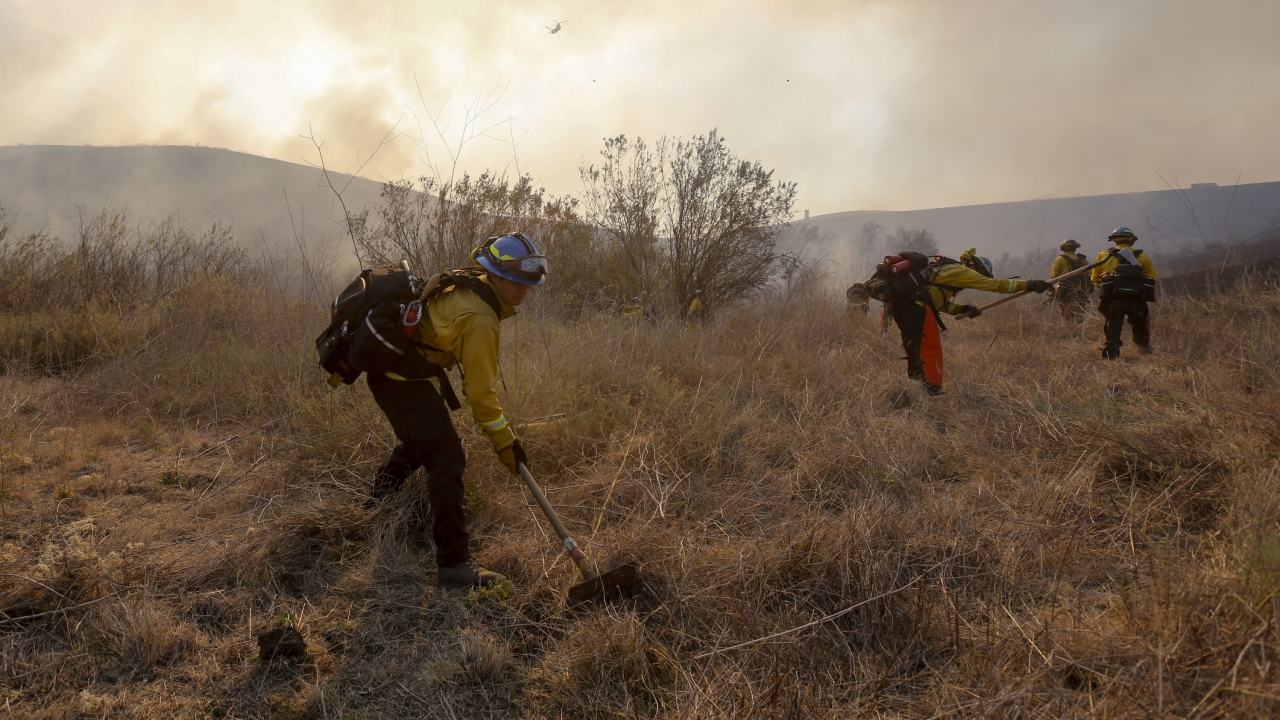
top-left (0, 145), bottom-right (386, 244)
top-left (5, 145), bottom-right (1280, 278)
top-left (798, 180), bottom-right (1280, 265)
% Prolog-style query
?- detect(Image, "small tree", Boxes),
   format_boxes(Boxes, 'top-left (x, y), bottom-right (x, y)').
top-left (578, 136), bottom-right (663, 300)
top-left (663, 131), bottom-right (797, 311)
top-left (579, 130), bottom-right (796, 314)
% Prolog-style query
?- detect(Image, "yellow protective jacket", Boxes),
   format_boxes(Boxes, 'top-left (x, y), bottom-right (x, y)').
top-left (1090, 243), bottom-right (1158, 287)
top-left (410, 274), bottom-right (517, 451)
top-left (923, 263), bottom-right (1028, 315)
top-left (1050, 252), bottom-right (1088, 279)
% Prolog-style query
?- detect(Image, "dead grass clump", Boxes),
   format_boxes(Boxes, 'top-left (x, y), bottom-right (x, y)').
top-left (12, 517), bottom-right (122, 605)
top-left (86, 594), bottom-right (200, 674)
top-left (457, 626), bottom-right (514, 685)
top-left (530, 612), bottom-right (673, 717)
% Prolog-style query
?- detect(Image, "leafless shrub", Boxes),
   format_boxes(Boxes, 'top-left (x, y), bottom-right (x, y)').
top-left (0, 205), bottom-right (252, 312)
top-left (579, 130), bottom-right (797, 315)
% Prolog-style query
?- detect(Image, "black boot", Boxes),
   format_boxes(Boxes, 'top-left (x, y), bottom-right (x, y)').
top-left (438, 560), bottom-right (506, 590)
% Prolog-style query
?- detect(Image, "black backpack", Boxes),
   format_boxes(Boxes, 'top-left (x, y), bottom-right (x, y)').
top-left (314, 263), bottom-right (503, 401)
top-left (865, 251), bottom-right (933, 303)
top-left (1099, 249), bottom-right (1155, 302)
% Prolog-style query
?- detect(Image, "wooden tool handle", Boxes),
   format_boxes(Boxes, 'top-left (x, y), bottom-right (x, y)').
top-left (519, 463), bottom-right (598, 581)
top-left (964, 258), bottom-right (1107, 315)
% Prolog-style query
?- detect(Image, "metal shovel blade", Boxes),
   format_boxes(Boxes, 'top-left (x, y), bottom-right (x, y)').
top-left (567, 563), bottom-right (639, 606)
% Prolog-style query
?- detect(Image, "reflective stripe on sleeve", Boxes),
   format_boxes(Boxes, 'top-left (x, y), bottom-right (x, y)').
top-left (478, 415), bottom-right (508, 433)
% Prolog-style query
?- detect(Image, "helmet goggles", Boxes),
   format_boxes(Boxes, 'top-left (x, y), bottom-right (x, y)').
top-left (508, 254), bottom-right (549, 278)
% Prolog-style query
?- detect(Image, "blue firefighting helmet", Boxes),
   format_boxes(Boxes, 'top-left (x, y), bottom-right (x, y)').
top-left (475, 233), bottom-right (549, 285)
top-left (969, 255), bottom-right (994, 278)
top-left (1108, 226), bottom-right (1137, 242)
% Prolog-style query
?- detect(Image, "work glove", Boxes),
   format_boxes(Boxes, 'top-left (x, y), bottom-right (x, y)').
top-left (958, 304), bottom-right (982, 319)
top-left (495, 439), bottom-right (528, 476)
top-left (1026, 279), bottom-right (1052, 294)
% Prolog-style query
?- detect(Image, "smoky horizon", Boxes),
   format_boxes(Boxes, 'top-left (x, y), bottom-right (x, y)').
top-left (3, 1), bottom-right (1279, 216)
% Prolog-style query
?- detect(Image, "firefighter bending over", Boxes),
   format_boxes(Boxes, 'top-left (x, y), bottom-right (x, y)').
top-left (366, 233), bottom-right (548, 590)
top-left (870, 249), bottom-right (1050, 396)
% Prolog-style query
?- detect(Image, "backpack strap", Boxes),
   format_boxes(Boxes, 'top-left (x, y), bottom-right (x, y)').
top-left (424, 269), bottom-right (505, 319)
top-left (925, 261), bottom-right (963, 294)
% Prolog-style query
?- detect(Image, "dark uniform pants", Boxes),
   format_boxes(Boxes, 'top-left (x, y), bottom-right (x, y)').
top-left (890, 302), bottom-right (944, 394)
top-left (367, 372), bottom-right (470, 566)
top-left (1055, 289), bottom-right (1090, 323)
top-left (1098, 299), bottom-right (1151, 359)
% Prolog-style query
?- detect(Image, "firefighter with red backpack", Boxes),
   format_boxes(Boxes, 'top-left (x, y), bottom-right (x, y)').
top-left (317, 233), bottom-right (548, 590)
top-left (867, 249), bottom-right (1051, 395)
top-left (1091, 226), bottom-right (1157, 359)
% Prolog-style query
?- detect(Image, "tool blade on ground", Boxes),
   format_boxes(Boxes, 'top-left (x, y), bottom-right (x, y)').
top-left (518, 462), bottom-right (641, 606)
top-left (568, 563), bottom-right (639, 606)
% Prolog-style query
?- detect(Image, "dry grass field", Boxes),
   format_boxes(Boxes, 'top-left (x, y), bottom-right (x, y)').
top-left (1, 222), bottom-right (1279, 717)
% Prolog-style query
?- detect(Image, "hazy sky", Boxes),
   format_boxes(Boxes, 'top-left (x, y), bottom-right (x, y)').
top-left (3, 0), bottom-right (1279, 215)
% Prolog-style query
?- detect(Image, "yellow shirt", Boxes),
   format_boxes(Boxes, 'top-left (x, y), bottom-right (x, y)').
top-left (412, 274), bottom-right (516, 450)
top-left (1090, 243), bottom-right (1158, 287)
top-left (923, 264), bottom-right (1027, 315)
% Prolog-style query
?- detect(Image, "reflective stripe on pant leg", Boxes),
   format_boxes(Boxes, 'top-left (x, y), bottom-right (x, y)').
top-left (920, 306), bottom-right (945, 388)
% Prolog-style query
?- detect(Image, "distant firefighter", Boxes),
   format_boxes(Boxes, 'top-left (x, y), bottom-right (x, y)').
top-left (623, 296), bottom-right (644, 320)
top-left (1050, 239), bottom-right (1093, 322)
top-left (686, 289), bottom-right (705, 326)
top-left (1091, 227), bottom-right (1158, 359)
top-left (845, 283), bottom-right (869, 316)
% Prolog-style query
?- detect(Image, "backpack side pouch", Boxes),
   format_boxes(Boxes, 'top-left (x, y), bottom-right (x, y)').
top-left (348, 301), bottom-right (436, 379)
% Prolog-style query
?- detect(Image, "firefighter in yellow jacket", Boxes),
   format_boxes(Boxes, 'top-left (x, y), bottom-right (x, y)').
top-left (1050, 239), bottom-right (1092, 322)
top-left (888, 249), bottom-right (1050, 395)
top-left (686, 289), bottom-right (704, 325)
top-left (366, 233), bottom-right (547, 590)
top-left (1091, 226), bottom-right (1158, 359)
